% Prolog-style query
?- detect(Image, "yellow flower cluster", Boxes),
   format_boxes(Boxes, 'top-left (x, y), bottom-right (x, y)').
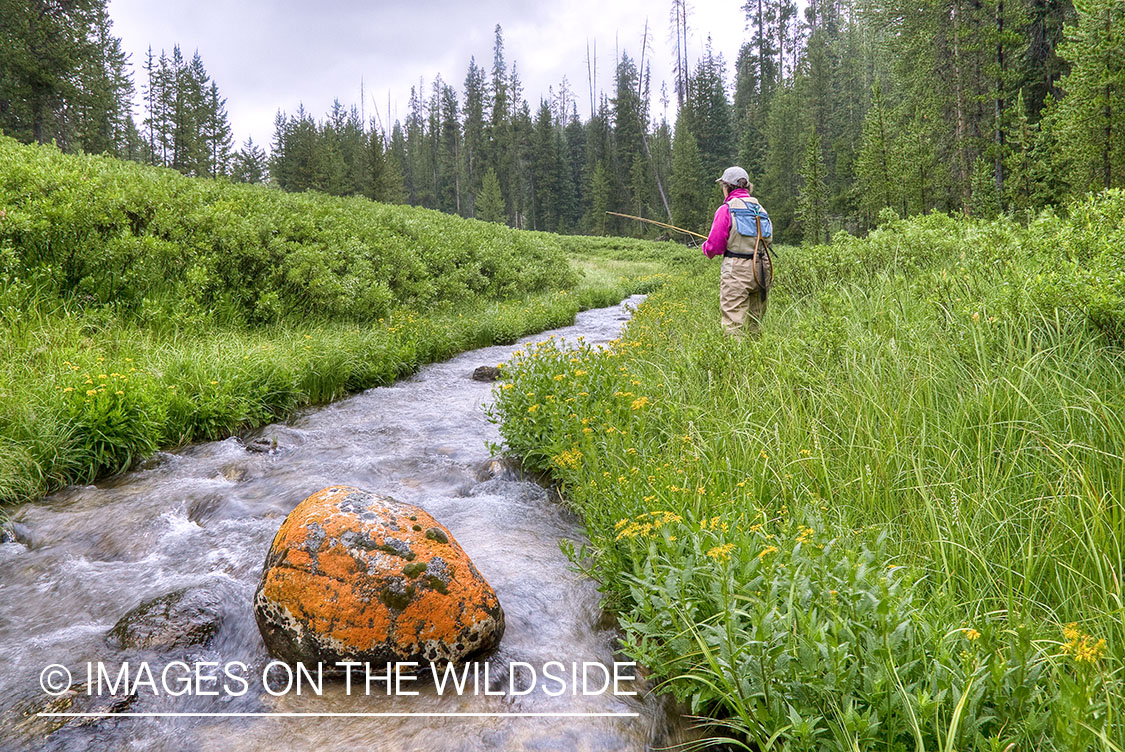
top-left (631, 396), bottom-right (649, 410)
top-left (706, 543), bottom-right (735, 561)
top-left (552, 447), bottom-right (582, 470)
top-left (614, 511), bottom-right (682, 541)
top-left (961, 628), bottom-right (981, 641)
top-left (757, 546), bottom-right (779, 560)
top-left (1061, 623), bottom-right (1106, 664)
top-left (795, 525), bottom-right (815, 544)
top-left (700, 516), bottom-right (728, 532)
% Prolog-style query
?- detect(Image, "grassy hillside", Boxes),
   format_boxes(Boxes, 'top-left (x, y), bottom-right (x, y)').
top-left (493, 195), bottom-right (1125, 750)
top-left (0, 136), bottom-right (704, 507)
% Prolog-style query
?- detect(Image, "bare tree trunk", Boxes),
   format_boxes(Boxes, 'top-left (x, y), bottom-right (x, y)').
top-left (994, 0), bottom-right (1005, 201)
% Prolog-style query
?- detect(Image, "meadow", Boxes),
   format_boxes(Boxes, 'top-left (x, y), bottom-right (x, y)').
top-left (492, 193), bottom-right (1125, 751)
top-left (0, 135), bottom-right (699, 508)
top-left (5, 131), bottom-right (1124, 750)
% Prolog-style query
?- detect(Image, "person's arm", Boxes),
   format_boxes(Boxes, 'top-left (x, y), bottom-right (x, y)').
top-left (701, 203), bottom-right (730, 259)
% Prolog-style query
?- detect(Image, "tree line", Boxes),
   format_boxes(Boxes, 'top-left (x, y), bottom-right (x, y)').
top-left (0, 0), bottom-right (264, 186)
top-left (3, 0), bottom-right (1123, 242)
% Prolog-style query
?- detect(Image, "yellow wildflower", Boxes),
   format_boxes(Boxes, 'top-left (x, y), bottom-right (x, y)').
top-left (758, 546), bottom-right (779, 559)
top-left (1061, 623), bottom-right (1107, 664)
top-left (552, 447), bottom-right (582, 470)
top-left (707, 543), bottom-right (735, 561)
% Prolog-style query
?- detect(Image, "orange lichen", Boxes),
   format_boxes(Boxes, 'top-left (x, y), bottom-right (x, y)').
top-left (255, 486), bottom-right (503, 665)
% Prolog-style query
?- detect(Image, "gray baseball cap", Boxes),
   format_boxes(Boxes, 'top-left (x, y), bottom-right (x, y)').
top-left (716, 166), bottom-right (749, 185)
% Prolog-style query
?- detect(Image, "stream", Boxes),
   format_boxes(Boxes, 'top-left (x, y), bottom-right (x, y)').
top-left (0, 295), bottom-right (689, 752)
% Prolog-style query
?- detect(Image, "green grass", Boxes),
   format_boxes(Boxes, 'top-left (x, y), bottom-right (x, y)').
top-left (493, 195), bottom-right (1125, 751)
top-left (0, 136), bottom-right (704, 506)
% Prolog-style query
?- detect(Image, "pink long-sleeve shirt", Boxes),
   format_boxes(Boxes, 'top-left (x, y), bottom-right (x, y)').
top-left (701, 188), bottom-right (752, 259)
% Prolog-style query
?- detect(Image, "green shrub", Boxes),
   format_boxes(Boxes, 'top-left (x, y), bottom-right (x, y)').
top-left (0, 135), bottom-right (576, 325)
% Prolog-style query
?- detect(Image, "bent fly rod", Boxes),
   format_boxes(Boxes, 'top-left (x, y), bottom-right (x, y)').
top-left (606, 211), bottom-right (707, 240)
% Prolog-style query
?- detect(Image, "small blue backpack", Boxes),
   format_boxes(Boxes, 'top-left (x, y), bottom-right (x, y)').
top-left (729, 201), bottom-right (773, 243)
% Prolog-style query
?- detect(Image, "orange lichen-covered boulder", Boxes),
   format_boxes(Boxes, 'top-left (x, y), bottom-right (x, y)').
top-left (253, 486), bottom-right (504, 669)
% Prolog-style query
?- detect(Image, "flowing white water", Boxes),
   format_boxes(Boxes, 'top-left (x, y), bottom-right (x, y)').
top-left (0, 296), bottom-right (688, 751)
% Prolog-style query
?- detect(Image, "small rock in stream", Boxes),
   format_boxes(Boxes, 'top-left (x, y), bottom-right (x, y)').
top-left (471, 365), bottom-right (502, 382)
top-left (12, 681), bottom-right (137, 741)
top-left (0, 520), bottom-right (33, 547)
top-left (105, 587), bottom-right (224, 651)
top-left (473, 457), bottom-right (524, 482)
top-left (244, 436), bottom-right (278, 454)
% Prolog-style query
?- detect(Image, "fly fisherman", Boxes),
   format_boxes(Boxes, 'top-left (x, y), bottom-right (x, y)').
top-left (701, 167), bottom-right (774, 336)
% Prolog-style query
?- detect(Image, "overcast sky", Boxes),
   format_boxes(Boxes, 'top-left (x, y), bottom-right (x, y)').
top-left (106, 0), bottom-right (749, 151)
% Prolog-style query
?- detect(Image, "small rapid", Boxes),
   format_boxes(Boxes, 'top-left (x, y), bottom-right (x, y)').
top-left (0, 296), bottom-right (687, 752)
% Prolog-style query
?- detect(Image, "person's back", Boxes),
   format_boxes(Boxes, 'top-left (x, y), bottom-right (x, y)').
top-left (701, 166), bottom-right (774, 336)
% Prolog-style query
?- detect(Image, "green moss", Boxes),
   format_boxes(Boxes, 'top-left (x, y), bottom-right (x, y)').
top-left (402, 562), bottom-right (427, 578)
top-left (379, 584), bottom-right (415, 611)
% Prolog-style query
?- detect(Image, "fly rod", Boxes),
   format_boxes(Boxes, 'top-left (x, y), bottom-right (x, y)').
top-left (606, 211), bottom-right (707, 240)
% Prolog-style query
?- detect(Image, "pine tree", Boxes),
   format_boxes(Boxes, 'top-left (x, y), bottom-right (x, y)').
top-left (686, 42), bottom-right (736, 184)
top-left (899, 106), bottom-right (941, 216)
top-left (760, 82), bottom-right (804, 235)
top-left (531, 101), bottom-right (560, 231)
top-left (969, 155), bottom-right (1002, 217)
top-left (462, 57), bottom-right (487, 210)
top-left (369, 127), bottom-right (408, 203)
top-left (232, 137), bottom-right (268, 183)
top-left (1003, 90), bottom-right (1046, 213)
top-left (1053, 0), bottom-right (1125, 190)
top-left (486, 25), bottom-right (512, 221)
top-left (797, 130), bottom-right (830, 243)
top-left (670, 118), bottom-right (710, 234)
top-left (437, 81), bottom-right (462, 213)
top-left (0, 0), bottom-right (90, 145)
top-left (477, 167), bottom-right (506, 223)
top-left (588, 161), bottom-right (611, 235)
top-left (203, 81), bottom-right (233, 177)
top-left (854, 80), bottom-right (900, 224)
top-left (387, 121), bottom-right (410, 202)
top-left (612, 53), bottom-right (645, 212)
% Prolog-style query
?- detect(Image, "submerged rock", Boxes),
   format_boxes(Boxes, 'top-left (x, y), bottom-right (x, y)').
top-left (473, 457), bottom-right (523, 482)
top-left (11, 681), bottom-right (136, 741)
top-left (106, 587), bottom-right (224, 651)
top-left (244, 437), bottom-right (278, 454)
top-left (254, 486), bottom-right (504, 670)
top-left (471, 365), bottom-right (502, 382)
top-left (0, 520), bottom-right (33, 547)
